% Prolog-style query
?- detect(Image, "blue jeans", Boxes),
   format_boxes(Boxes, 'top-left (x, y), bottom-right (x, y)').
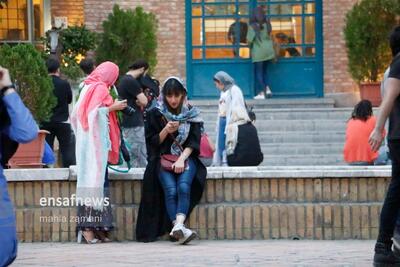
top-left (158, 158), bottom-right (197, 221)
top-left (255, 61), bottom-right (269, 94)
top-left (0, 173), bottom-right (17, 267)
top-left (217, 117), bottom-right (227, 162)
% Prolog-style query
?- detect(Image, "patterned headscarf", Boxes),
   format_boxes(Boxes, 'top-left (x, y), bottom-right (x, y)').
top-left (157, 76), bottom-right (203, 155)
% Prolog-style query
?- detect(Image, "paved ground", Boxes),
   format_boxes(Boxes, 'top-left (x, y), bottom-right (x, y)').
top-left (12, 240), bottom-right (374, 267)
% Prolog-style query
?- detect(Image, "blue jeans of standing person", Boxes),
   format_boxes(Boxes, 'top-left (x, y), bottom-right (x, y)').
top-left (254, 60), bottom-right (269, 95)
top-left (0, 173), bottom-right (17, 267)
top-left (158, 158), bottom-right (197, 221)
top-left (217, 117), bottom-right (227, 164)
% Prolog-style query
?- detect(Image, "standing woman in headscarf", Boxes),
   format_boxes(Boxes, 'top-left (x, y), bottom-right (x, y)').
top-left (136, 77), bottom-right (206, 245)
top-left (213, 71), bottom-right (263, 166)
top-left (247, 6), bottom-right (275, 99)
top-left (71, 62), bottom-right (127, 244)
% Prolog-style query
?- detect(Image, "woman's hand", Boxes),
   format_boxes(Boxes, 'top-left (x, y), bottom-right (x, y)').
top-left (369, 128), bottom-right (384, 152)
top-left (164, 121), bottom-right (179, 134)
top-left (0, 66), bottom-right (13, 88)
top-left (172, 158), bottom-right (186, 174)
top-left (109, 99), bottom-right (127, 112)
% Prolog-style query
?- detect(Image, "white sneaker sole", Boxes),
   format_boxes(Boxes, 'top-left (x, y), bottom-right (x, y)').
top-left (180, 232), bottom-right (197, 245)
top-left (171, 229), bottom-right (184, 240)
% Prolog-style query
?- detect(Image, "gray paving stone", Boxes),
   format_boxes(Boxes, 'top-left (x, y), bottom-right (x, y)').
top-left (13, 240), bottom-right (374, 267)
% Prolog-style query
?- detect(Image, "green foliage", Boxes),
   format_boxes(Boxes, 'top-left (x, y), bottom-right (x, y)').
top-left (44, 25), bottom-right (97, 81)
top-left (59, 25), bottom-right (97, 61)
top-left (96, 5), bottom-right (158, 74)
top-left (0, 44), bottom-right (56, 122)
top-left (344, 0), bottom-right (399, 82)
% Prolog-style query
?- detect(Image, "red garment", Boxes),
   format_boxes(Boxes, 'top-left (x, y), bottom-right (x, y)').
top-left (77, 61), bottom-right (120, 164)
top-left (343, 116), bottom-right (385, 163)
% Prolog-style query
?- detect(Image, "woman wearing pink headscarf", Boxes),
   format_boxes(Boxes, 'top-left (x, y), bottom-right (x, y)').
top-left (71, 61), bottom-right (127, 244)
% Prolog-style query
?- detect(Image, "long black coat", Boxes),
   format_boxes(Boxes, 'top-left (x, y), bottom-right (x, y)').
top-left (136, 108), bottom-right (207, 242)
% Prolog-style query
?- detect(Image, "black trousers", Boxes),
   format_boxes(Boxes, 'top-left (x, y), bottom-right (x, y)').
top-left (378, 140), bottom-right (400, 244)
top-left (41, 122), bottom-right (76, 168)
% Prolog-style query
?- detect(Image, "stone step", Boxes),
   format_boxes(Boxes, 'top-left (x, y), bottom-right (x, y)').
top-left (260, 143), bottom-right (343, 155)
top-left (261, 154), bottom-right (345, 166)
top-left (204, 120), bottom-right (347, 132)
top-left (199, 108), bottom-right (354, 121)
top-left (207, 131), bottom-right (345, 144)
top-left (189, 98), bottom-right (335, 109)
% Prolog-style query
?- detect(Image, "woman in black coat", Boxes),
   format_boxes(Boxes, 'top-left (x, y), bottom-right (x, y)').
top-left (136, 77), bottom-right (206, 244)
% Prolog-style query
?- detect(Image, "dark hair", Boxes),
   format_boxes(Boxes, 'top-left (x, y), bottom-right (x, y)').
top-left (351, 100), bottom-right (373, 121)
top-left (162, 78), bottom-right (187, 112)
top-left (390, 26), bottom-right (400, 57)
top-left (128, 59), bottom-right (149, 71)
top-left (79, 58), bottom-right (95, 75)
top-left (46, 58), bottom-right (60, 74)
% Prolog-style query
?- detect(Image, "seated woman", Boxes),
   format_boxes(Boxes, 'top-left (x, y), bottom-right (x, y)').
top-left (344, 100), bottom-right (386, 165)
top-left (136, 77), bottom-right (206, 245)
top-left (213, 71), bottom-right (263, 166)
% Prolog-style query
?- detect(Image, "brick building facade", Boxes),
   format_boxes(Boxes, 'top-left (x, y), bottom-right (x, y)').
top-left (2, 0), bottom-right (362, 101)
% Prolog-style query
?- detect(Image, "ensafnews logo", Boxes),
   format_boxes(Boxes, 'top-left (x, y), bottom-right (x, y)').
top-left (39, 194), bottom-right (110, 207)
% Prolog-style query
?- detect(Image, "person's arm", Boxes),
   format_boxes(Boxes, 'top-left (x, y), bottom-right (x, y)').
top-left (66, 81), bottom-right (73, 104)
top-left (246, 27), bottom-right (255, 44)
top-left (108, 99), bottom-right (127, 113)
top-left (136, 92), bottom-right (148, 108)
top-left (369, 77), bottom-right (400, 151)
top-left (2, 89), bottom-right (38, 143)
top-left (145, 110), bottom-right (178, 146)
top-left (172, 122), bottom-right (201, 173)
top-left (228, 24), bottom-right (234, 43)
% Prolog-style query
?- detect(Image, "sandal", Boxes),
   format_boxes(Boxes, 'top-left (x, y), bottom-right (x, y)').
top-left (77, 230), bottom-right (101, 244)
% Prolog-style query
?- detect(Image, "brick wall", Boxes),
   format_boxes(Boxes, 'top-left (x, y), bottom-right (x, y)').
top-left (10, 177), bottom-right (388, 242)
top-left (84, 0), bottom-right (186, 84)
top-left (53, 0), bottom-right (364, 96)
top-left (323, 0), bottom-right (358, 94)
top-left (51, 0), bottom-right (85, 26)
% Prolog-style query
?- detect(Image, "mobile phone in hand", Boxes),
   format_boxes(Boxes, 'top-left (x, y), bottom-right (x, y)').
top-left (0, 70), bottom-right (3, 80)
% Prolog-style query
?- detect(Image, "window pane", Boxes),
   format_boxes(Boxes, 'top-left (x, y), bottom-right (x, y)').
top-left (276, 45), bottom-right (302, 58)
top-left (205, 48), bottom-right (234, 59)
top-left (193, 48), bottom-right (203, 59)
top-left (0, 0), bottom-right (29, 41)
top-left (238, 4), bottom-right (249, 16)
top-left (192, 18), bottom-right (203, 46)
top-left (271, 17), bottom-right (302, 45)
top-left (304, 46), bottom-right (315, 57)
top-left (269, 4), bottom-right (302, 15)
top-left (205, 18), bottom-right (233, 45)
top-left (304, 3), bottom-right (315, 14)
top-left (305, 16), bottom-right (315, 44)
top-left (33, 0), bottom-right (44, 41)
top-left (204, 4), bottom-right (236, 16)
top-left (192, 5), bottom-right (202, 17)
top-left (205, 0), bottom-right (235, 2)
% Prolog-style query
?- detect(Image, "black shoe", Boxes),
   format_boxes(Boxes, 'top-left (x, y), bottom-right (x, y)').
top-left (374, 242), bottom-right (400, 266)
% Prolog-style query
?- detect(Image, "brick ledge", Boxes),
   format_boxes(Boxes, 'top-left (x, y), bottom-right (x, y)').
top-left (4, 165), bottom-right (391, 182)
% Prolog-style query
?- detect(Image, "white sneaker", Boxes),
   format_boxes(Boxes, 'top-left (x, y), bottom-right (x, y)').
top-left (179, 225), bottom-right (197, 245)
top-left (170, 223), bottom-right (184, 240)
top-left (266, 87), bottom-right (272, 98)
top-left (253, 93), bottom-right (265, 100)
